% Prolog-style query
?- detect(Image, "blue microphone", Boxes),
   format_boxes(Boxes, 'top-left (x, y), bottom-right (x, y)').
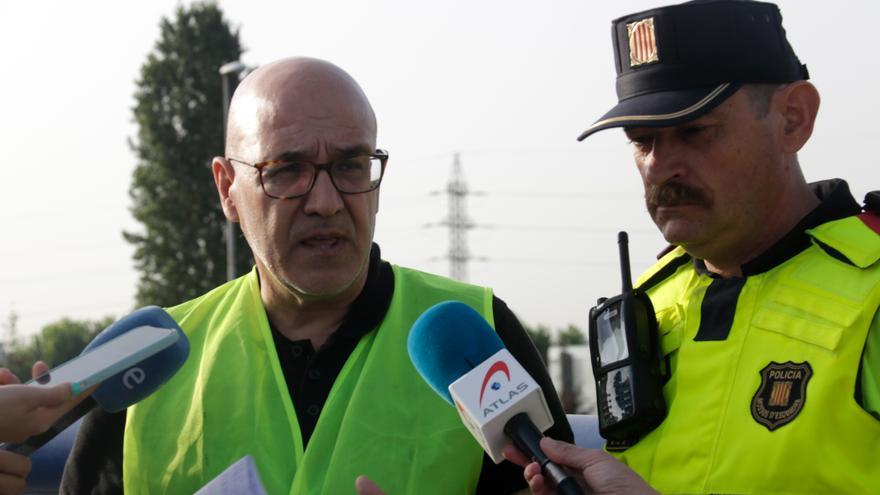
top-left (407, 301), bottom-right (505, 404)
top-left (408, 301), bottom-right (583, 495)
top-left (83, 306), bottom-right (189, 412)
top-left (2, 306), bottom-right (189, 455)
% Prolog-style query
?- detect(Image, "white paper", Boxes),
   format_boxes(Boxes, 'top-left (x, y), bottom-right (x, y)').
top-left (195, 455), bottom-right (267, 495)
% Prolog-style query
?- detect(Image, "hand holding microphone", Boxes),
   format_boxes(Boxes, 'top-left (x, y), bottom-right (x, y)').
top-left (0, 362), bottom-right (79, 444)
top-left (503, 437), bottom-right (657, 495)
top-left (407, 301), bottom-right (583, 495)
top-left (0, 362), bottom-right (85, 495)
top-left (0, 306), bottom-right (190, 456)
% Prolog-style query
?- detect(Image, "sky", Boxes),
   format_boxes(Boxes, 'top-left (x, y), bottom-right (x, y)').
top-left (0, 0), bottom-right (877, 342)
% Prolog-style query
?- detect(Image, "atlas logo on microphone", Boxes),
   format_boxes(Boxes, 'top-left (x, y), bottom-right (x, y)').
top-left (447, 348), bottom-right (555, 464)
top-left (478, 360), bottom-right (529, 418)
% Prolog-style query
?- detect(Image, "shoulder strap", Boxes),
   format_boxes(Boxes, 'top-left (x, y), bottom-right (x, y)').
top-left (636, 246), bottom-right (691, 292)
top-left (807, 214), bottom-right (880, 269)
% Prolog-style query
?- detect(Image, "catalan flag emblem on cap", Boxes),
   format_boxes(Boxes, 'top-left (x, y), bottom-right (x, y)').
top-left (577, 0), bottom-right (810, 142)
top-left (627, 18), bottom-right (659, 67)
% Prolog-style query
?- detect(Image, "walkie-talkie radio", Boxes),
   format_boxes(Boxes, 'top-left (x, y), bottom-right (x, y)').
top-left (588, 232), bottom-right (666, 442)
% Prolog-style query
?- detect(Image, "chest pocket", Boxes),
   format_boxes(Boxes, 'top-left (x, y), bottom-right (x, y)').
top-left (750, 281), bottom-right (858, 352)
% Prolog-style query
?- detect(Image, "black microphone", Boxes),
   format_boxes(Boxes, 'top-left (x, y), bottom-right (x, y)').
top-left (505, 413), bottom-right (581, 494)
top-left (6, 397), bottom-right (98, 456)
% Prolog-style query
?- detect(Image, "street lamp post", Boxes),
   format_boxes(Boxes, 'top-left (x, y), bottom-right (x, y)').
top-left (219, 61), bottom-right (247, 281)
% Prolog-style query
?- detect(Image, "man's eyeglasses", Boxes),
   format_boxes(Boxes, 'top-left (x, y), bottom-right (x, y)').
top-left (227, 150), bottom-right (388, 199)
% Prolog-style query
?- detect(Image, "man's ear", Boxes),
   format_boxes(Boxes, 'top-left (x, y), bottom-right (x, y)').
top-left (212, 157), bottom-right (239, 222)
top-left (776, 81), bottom-right (820, 154)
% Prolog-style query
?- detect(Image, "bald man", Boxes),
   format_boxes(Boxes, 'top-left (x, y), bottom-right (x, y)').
top-left (60, 58), bottom-right (571, 494)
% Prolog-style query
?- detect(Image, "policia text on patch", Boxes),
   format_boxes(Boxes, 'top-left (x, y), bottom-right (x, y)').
top-left (750, 361), bottom-right (812, 431)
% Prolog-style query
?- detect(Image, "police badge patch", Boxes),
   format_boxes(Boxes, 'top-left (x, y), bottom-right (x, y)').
top-left (751, 361), bottom-right (812, 431)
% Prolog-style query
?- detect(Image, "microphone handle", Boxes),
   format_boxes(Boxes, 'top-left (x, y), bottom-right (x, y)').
top-left (504, 413), bottom-right (584, 495)
top-left (0, 396), bottom-right (97, 456)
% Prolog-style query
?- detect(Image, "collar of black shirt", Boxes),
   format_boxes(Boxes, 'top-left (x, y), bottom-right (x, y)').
top-left (268, 242), bottom-right (395, 350)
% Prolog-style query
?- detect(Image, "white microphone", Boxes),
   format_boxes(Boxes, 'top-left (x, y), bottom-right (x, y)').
top-left (447, 348), bottom-right (553, 463)
top-left (408, 301), bottom-right (583, 495)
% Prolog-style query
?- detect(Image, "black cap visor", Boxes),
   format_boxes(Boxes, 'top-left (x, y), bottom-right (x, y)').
top-left (577, 82), bottom-right (740, 141)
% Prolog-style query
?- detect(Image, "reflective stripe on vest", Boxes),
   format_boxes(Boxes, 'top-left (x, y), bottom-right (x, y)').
top-left (621, 217), bottom-right (880, 494)
top-left (123, 266), bottom-right (490, 495)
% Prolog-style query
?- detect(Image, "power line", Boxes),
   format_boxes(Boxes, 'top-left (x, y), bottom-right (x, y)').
top-left (417, 150), bottom-right (657, 279)
top-left (5, 265), bottom-right (134, 286)
top-left (424, 153), bottom-right (485, 281)
top-left (474, 191), bottom-right (638, 199)
top-left (424, 257), bottom-right (619, 268)
top-left (401, 224), bottom-right (656, 235)
top-left (478, 225), bottom-right (655, 235)
top-left (9, 300), bottom-right (133, 320)
top-left (447, 153), bottom-right (473, 281)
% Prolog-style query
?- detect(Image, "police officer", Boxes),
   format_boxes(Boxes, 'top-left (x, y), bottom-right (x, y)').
top-left (505, 1), bottom-right (880, 493)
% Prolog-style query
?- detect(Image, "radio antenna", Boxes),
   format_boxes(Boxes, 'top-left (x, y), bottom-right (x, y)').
top-left (617, 231), bottom-right (633, 293)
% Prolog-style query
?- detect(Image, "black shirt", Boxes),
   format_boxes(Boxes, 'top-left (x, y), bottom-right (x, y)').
top-left (61, 244), bottom-right (573, 494)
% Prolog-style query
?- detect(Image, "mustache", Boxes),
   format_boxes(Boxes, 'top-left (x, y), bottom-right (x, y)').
top-left (645, 181), bottom-right (711, 211)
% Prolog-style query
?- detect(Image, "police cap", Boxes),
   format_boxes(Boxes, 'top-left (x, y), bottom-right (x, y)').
top-left (578, 0), bottom-right (809, 141)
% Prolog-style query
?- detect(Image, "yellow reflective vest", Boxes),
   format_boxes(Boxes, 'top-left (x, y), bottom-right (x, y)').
top-left (615, 214), bottom-right (880, 494)
top-left (123, 266), bottom-right (491, 494)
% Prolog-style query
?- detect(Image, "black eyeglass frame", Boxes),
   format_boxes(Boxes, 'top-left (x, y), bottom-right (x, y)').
top-left (227, 149), bottom-right (389, 199)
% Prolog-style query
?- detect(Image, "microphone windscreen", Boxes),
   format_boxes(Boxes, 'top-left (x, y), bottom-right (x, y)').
top-left (407, 301), bottom-right (504, 404)
top-left (83, 306), bottom-right (189, 412)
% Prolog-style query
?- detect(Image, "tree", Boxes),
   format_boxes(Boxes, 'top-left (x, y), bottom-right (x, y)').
top-left (124, 2), bottom-right (250, 308)
top-left (2, 308), bottom-right (18, 348)
top-left (38, 317), bottom-right (113, 366)
top-left (557, 324), bottom-right (587, 346)
top-left (524, 324), bottom-right (552, 365)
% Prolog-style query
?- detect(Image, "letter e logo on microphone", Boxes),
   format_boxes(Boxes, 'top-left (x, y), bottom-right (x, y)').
top-left (123, 367), bottom-right (146, 390)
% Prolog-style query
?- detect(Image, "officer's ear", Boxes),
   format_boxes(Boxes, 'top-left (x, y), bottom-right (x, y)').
top-left (212, 157), bottom-right (240, 222)
top-left (775, 81), bottom-right (820, 154)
